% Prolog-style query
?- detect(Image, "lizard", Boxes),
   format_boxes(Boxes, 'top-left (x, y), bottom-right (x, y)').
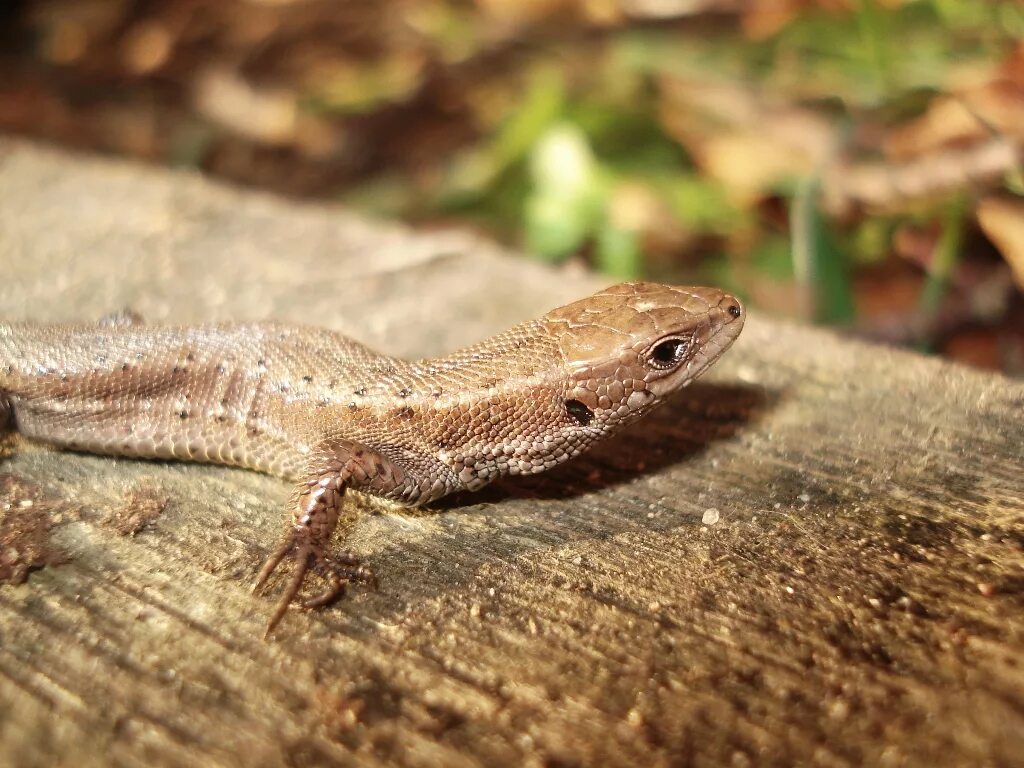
top-left (0, 281), bottom-right (744, 634)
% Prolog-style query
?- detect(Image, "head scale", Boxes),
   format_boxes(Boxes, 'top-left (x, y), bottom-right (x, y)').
top-left (543, 282), bottom-right (744, 435)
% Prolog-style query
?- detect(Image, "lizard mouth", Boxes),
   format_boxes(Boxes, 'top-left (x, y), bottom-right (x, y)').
top-left (694, 317), bottom-right (744, 378)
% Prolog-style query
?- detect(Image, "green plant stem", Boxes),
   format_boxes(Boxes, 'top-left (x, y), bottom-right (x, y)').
top-left (856, 0), bottom-right (892, 97)
top-left (919, 196), bottom-right (968, 318)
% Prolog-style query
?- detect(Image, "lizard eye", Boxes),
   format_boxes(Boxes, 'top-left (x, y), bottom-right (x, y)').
top-left (647, 337), bottom-right (690, 370)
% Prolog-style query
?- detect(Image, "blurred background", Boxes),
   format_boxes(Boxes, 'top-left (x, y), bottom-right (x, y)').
top-left (1, 0), bottom-right (1022, 373)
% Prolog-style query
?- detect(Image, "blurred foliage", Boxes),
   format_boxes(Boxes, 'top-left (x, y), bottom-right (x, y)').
top-left (1, 0), bottom-right (1022, 371)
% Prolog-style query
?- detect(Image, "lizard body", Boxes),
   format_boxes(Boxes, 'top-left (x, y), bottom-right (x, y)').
top-left (0, 282), bottom-right (744, 632)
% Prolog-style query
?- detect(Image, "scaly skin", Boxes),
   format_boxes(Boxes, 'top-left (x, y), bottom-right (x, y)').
top-left (0, 282), bottom-right (744, 633)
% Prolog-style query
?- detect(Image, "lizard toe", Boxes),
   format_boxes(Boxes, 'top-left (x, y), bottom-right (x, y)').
top-left (257, 533), bottom-right (373, 637)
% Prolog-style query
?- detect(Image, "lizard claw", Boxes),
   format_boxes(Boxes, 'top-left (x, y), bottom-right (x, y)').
top-left (299, 551), bottom-right (377, 610)
top-left (325, 551), bottom-right (378, 588)
top-left (253, 533), bottom-right (374, 637)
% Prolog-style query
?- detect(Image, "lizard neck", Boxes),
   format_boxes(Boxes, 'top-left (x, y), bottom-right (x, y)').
top-left (411, 319), bottom-right (564, 392)
top-left (403, 319), bottom-right (600, 491)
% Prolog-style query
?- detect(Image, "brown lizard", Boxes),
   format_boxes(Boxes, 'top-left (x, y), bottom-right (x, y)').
top-left (0, 282), bottom-right (744, 633)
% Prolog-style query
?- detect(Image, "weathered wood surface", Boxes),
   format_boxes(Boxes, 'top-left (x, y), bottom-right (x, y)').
top-left (0, 140), bottom-right (1021, 768)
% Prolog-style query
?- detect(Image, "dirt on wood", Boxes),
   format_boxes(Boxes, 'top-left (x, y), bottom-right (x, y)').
top-left (0, 474), bottom-right (69, 585)
top-left (104, 486), bottom-right (170, 537)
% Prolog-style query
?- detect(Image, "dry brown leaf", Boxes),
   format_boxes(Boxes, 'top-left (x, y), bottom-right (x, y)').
top-left (120, 21), bottom-right (173, 75)
top-left (476, 0), bottom-right (575, 26)
top-left (194, 66), bottom-right (297, 145)
top-left (702, 133), bottom-right (816, 203)
top-left (622, 0), bottom-right (738, 20)
top-left (884, 97), bottom-right (986, 160)
top-left (962, 79), bottom-right (1024, 142)
top-left (886, 82), bottom-right (1024, 162)
top-left (659, 77), bottom-right (833, 203)
top-left (977, 196), bottom-right (1024, 291)
top-left (823, 138), bottom-right (1019, 216)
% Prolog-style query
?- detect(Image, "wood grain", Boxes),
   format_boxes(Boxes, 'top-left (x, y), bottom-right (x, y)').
top-left (0, 141), bottom-right (1021, 768)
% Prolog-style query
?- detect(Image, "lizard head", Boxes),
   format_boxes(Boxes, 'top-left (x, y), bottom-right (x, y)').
top-left (544, 282), bottom-right (744, 433)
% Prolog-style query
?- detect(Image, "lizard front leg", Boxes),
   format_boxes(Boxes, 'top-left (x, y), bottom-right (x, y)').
top-left (252, 438), bottom-right (406, 636)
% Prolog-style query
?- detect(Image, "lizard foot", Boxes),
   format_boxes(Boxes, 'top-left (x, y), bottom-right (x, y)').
top-left (253, 531), bottom-right (376, 637)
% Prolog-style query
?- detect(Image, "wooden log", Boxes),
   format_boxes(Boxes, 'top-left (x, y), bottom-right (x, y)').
top-left (0, 140), bottom-right (1021, 768)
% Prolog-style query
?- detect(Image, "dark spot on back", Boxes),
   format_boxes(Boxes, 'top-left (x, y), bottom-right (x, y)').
top-left (394, 406), bottom-right (414, 420)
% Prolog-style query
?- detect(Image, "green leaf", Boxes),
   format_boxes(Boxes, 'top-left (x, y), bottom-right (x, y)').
top-left (524, 123), bottom-right (605, 262)
top-left (524, 192), bottom-right (590, 261)
top-left (855, 0), bottom-right (894, 97)
top-left (595, 224), bottom-right (643, 279)
top-left (659, 174), bottom-right (740, 234)
top-left (753, 238), bottom-right (797, 282)
top-left (440, 66), bottom-right (565, 205)
top-left (493, 68), bottom-right (566, 174)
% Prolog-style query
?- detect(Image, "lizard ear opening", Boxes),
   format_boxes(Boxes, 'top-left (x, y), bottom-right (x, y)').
top-left (565, 399), bottom-right (594, 426)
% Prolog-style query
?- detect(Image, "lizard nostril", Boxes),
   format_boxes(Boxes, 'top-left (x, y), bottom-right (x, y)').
top-left (727, 303), bottom-right (741, 318)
